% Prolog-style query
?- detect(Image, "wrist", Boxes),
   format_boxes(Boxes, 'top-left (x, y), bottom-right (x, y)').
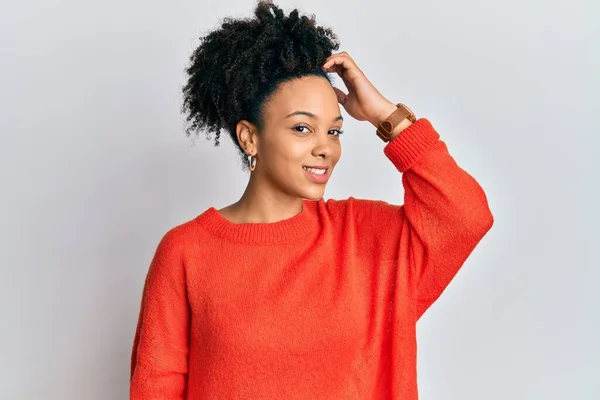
top-left (371, 101), bottom-right (414, 142)
top-left (369, 101), bottom-right (397, 127)
top-left (388, 118), bottom-right (413, 141)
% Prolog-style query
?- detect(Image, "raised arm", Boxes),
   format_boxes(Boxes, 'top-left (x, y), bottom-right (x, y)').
top-left (383, 118), bottom-right (494, 317)
top-left (130, 229), bottom-right (190, 399)
top-left (321, 52), bottom-right (493, 318)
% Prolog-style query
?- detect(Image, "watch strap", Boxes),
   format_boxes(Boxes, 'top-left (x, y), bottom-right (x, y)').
top-left (376, 103), bottom-right (416, 142)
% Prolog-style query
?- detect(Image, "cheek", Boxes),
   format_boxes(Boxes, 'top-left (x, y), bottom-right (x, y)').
top-left (261, 137), bottom-right (306, 172)
top-left (276, 140), bottom-right (312, 167)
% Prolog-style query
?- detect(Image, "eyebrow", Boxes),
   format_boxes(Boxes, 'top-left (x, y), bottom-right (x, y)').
top-left (285, 110), bottom-right (343, 122)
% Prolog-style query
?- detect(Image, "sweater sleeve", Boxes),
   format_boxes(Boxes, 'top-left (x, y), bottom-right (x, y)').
top-left (379, 118), bottom-right (493, 319)
top-left (130, 229), bottom-right (190, 399)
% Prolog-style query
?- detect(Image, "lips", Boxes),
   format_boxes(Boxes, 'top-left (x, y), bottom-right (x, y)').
top-left (302, 165), bottom-right (330, 184)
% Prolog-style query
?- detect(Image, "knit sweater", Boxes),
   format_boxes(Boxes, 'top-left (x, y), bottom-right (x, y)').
top-left (130, 118), bottom-right (494, 399)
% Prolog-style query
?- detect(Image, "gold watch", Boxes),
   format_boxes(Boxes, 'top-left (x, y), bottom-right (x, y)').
top-left (375, 103), bottom-right (416, 142)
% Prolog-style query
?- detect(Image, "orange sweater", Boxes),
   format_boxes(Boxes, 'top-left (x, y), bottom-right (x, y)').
top-left (130, 118), bottom-right (493, 399)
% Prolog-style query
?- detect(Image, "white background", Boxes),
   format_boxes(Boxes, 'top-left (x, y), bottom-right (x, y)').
top-left (1, 0), bottom-right (598, 398)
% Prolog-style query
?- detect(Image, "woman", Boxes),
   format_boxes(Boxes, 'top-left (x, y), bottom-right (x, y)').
top-left (130, 1), bottom-right (493, 399)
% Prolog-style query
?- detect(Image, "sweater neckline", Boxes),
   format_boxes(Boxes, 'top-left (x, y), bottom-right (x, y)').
top-left (195, 199), bottom-right (319, 244)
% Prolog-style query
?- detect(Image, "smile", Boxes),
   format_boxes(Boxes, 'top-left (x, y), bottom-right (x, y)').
top-left (302, 166), bottom-right (327, 175)
top-left (302, 165), bottom-right (330, 184)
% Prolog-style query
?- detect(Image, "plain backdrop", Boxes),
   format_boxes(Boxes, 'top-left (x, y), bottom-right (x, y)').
top-left (1, 0), bottom-right (598, 399)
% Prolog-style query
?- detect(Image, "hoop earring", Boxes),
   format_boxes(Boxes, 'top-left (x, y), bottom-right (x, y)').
top-left (247, 154), bottom-right (257, 171)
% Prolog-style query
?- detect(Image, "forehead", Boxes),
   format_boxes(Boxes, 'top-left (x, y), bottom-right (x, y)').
top-left (265, 75), bottom-right (340, 118)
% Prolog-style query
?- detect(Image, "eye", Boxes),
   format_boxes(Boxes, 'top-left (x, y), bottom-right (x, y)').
top-left (292, 124), bottom-right (311, 134)
top-left (292, 124), bottom-right (344, 136)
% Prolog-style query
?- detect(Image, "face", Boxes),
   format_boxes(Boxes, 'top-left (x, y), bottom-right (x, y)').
top-left (241, 75), bottom-right (343, 201)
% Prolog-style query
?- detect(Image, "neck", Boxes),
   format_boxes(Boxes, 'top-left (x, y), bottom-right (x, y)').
top-left (222, 173), bottom-right (304, 224)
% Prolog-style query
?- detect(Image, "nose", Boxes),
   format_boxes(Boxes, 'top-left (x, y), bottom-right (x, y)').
top-left (311, 131), bottom-right (333, 159)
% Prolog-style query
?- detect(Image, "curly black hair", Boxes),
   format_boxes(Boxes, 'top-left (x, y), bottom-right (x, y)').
top-left (181, 0), bottom-right (340, 166)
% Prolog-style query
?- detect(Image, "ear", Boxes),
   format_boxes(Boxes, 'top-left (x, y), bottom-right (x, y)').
top-left (236, 120), bottom-right (259, 155)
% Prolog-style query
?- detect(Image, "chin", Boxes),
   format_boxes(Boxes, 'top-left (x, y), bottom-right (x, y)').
top-left (298, 186), bottom-right (327, 201)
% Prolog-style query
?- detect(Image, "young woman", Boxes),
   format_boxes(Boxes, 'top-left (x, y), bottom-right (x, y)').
top-left (130, 1), bottom-right (493, 399)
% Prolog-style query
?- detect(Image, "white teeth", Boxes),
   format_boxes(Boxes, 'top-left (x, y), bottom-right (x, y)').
top-left (303, 167), bottom-right (326, 175)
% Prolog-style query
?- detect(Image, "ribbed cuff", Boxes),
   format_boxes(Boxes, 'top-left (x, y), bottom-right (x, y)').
top-left (383, 118), bottom-right (440, 172)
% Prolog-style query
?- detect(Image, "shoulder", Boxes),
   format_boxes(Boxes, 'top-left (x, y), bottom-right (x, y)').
top-left (320, 196), bottom-right (404, 223)
top-left (323, 196), bottom-right (402, 212)
top-left (151, 212), bottom-right (207, 259)
top-left (142, 212), bottom-right (211, 284)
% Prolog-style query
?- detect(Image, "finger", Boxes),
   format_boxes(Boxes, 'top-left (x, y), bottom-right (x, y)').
top-left (332, 86), bottom-right (348, 105)
top-left (323, 54), bottom-right (360, 75)
top-left (322, 53), bottom-right (353, 70)
top-left (323, 57), bottom-right (362, 88)
top-left (322, 51), bottom-right (353, 66)
top-left (322, 58), bottom-right (349, 78)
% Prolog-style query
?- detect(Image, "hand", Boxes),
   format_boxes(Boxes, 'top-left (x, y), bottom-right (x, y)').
top-left (322, 52), bottom-right (397, 127)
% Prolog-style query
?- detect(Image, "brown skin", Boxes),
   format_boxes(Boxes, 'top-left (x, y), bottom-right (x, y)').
top-left (219, 52), bottom-right (413, 224)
